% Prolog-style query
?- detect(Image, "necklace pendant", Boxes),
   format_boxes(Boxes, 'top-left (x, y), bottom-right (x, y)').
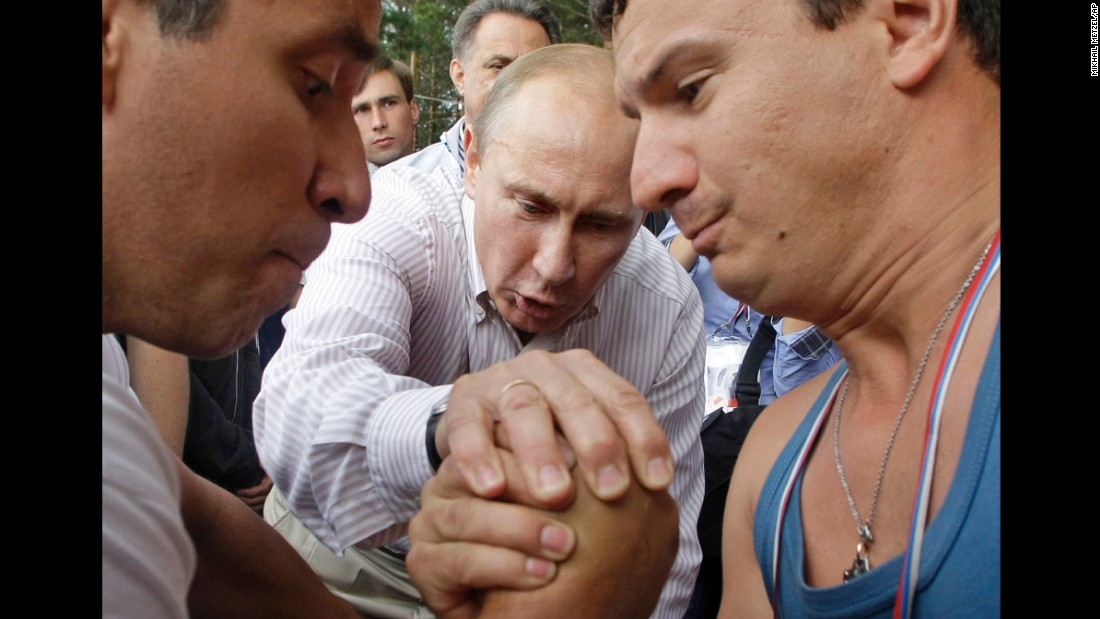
top-left (843, 553), bottom-right (871, 582)
top-left (842, 538), bottom-right (872, 583)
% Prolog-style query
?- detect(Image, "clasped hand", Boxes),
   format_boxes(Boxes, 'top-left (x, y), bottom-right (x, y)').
top-left (407, 349), bottom-right (679, 619)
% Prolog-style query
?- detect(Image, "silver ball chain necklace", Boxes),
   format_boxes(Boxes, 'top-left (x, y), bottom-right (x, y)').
top-left (832, 239), bottom-right (994, 583)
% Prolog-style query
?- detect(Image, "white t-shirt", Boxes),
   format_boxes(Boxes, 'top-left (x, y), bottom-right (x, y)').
top-left (102, 335), bottom-right (195, 618)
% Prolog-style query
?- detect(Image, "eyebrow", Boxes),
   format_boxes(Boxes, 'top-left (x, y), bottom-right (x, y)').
top-left (483, 53), bottom-right (515, 67)
top-left (506, 180), bottom-right (635, 224)
top-left (618, 40), bottom-right (714, 117)
top-left (354, 92), bottom-right (402, 109)
top-left (616, 46), bottom-right (678, 118)
top-left (642, 46), bottom-right (685, 93)
top-left (646, 34), bottom-right (732, 91)
top-left (507, 180), bottom-right (558, 209)
top-left (582, 207), bottom-right (636, 225)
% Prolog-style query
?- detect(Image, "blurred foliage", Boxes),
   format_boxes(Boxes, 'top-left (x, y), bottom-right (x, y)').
top-left (380, 0), bottom-right (605, 150)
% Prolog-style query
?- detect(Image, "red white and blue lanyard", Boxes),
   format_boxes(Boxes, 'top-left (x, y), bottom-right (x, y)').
top-left (769, 231), bottom-right (1001, 618)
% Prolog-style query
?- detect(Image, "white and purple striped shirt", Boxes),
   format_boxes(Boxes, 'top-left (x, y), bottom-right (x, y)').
top-left (254, 158), bottom-right (706, 619)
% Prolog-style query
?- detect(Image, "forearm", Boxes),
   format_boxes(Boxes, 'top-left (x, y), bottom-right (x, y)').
top-left (126, 336), bottom-right (191, 456)
top-left (254, 225), bottom-right (455, 552)
top-left (254, 317), bottom-right (443, 551)
top-left (176, 457), bottom-right (359, 619)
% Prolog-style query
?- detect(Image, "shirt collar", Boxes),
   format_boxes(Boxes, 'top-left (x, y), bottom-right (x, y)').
top-left (442, 117), bottom-right (467, 171)
top-left (460, 192), bottom-right (488, 311)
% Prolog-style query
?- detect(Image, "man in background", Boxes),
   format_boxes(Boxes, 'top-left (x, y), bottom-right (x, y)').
top-left (395, 0), bottom-right (562, 182)
top-left (353, 56), bottom-right (420, 175)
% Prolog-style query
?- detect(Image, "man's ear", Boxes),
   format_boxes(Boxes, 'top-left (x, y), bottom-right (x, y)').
top-left (464, 127), bottom-right (479, 199)
top-left (449, 58), bottom-right (466, 98)
top-left (410, 99), bottom-right (420, 125)
top-left (103, 0), bottom-right (126, 107)
top-left (873, 0), bottom-right (957, 89)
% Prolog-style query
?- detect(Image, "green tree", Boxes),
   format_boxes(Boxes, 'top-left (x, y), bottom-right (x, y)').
top-left (380, 0), bottom-right (604, 150)
top-left (546, 0), bottom-right (603, 47)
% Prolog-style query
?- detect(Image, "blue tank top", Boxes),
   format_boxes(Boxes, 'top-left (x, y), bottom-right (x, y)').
top-left (754, 323), bottom-right (1000, 618)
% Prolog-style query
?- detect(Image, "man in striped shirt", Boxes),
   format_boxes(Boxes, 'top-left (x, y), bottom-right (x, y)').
top-left (254, 43), bottom-right (706, 619)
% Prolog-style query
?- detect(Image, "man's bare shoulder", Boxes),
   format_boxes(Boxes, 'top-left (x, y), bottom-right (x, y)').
top-left (737, 368), bottom-right (837, 506)
top-left (719, 368), bottom-right (839, 619)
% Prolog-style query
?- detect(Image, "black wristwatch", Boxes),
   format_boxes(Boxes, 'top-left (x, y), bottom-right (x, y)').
top-left (425, 401), bottom-right (446, 472)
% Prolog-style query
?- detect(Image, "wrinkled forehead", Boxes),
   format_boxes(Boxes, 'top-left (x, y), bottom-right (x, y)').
top-left (487, 90), bottom-right (637, 212)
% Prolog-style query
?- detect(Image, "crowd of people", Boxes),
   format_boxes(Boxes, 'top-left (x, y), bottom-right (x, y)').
top-left (103, 0), bottom-right (1000, 617)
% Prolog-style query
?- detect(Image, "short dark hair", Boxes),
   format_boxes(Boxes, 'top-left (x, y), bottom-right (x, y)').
top-left (136, 0), bottom-right (225, 39)
top-left (357, 56), bottom-right (416, 102)
top-left (452, 0), bottom-right (563, 65)
top-left (589, 0), bottom-right (999, 84)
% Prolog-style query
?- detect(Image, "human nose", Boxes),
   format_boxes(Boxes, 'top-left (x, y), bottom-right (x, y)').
top-left (371, 107), bottom-right (387, 131)
top-left (531, 227), bottom-right (576, 287)
top-left (630, 119), bottom-right (699, 213)
top-left (308, 114), bottom-right (371, 225)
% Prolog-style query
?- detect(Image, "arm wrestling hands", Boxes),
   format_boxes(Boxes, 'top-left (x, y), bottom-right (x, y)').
top-left (408, 450), bottom-right (679, 619)
top-left (408, 349), bottom-right (680, 618)
top-left (434, 349), bottom-right (675, 506)
top-left (176, 457), bottom-right (359, 619)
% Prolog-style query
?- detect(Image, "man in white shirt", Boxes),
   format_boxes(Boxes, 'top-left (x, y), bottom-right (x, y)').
top-left (255, 43), bottom-right (706, 619)
top-left (393, 0), bottom-right (562, 184)
top-left (353, 56), bottom-right (420, 176)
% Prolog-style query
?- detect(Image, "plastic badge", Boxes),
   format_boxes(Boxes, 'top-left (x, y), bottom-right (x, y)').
top-left (704, 334), bottom-right (750, 413)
